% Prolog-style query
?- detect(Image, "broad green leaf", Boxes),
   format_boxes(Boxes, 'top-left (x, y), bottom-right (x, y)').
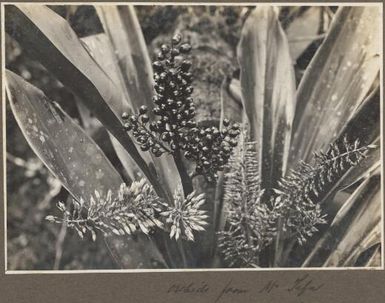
top-left (336, 86), bottom-right (381, 190)
top-left (286, 7), bottom-right (323, 61)
top-left (290, 7), bottom-right (380, 166)
top-left (5, 4), bottom-right (169, 200)
top-left (80, 34), bottom-right (141, 181)
top-left (81, 33), bottom-right (132, 108)
top-left (5, 70), bottom-right (122, 201)
top-left (237, 7), bottom-right (296, 192)
top-left (95, 5), bottom-right (154, 111)
top-left (105, 235), bottom-right (168, 269)
top-left (341, 225), bottom-right (381, 267)
top-left (302, 175), bottom-right (381, 267)
top-left (356, 243), bottom-right (381, 267)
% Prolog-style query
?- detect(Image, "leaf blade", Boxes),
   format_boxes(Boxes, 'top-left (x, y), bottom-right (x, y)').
top-left (290, 7), bottom-right (380, 166)
top-left (237, 7), bottom-right (296, 192)
top-left (5, 4), bottom-right (168, 200)
top-left (5, 69), bottom-right (123, 202)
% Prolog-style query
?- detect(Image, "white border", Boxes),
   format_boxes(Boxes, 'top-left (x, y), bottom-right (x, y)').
top-left (2, 1), bottom-right (384, 274)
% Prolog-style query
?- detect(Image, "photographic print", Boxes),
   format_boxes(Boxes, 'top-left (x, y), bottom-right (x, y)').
top-left (3, 3), bottom-right (382, 271)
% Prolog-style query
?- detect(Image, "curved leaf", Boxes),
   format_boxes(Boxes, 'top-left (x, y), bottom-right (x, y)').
top-left (290, 7), bottom-right (380, 166)
top-left (340, 225), bottom-right (381, 267)
top-left (302, 175), bottom-right (381, 267)
top-left (5, 4), bottom-right (169, 200)
top-left (5, 70), bottom-right (122, 202)
top-left (237, 7), bottom-right (296, 192)
top-left (80, 33), bottom-right (141, 181)
top-left (286, 7), bottom-right (323, 61)
top-left (95, 5), bottom-right (154, 111)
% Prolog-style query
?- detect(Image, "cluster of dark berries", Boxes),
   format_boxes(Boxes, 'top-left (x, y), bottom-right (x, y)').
top-left (184, 119), bottom-right (241, 182)
top-left (150, 33), bottom-right (198, 152)
top-left (122, 33), bottom-right (240, 181)
top-left (122, 106), bottom-right (168, 157)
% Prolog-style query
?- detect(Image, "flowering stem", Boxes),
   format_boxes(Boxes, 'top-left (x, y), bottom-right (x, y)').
top-left (177, 239), bottom-right (188, 268)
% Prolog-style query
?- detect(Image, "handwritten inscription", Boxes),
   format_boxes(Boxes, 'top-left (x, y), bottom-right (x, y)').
top-left (259, 274), bottom-right (324, 297)
top-left (167, 282), bottom-right (209, 294)
top-left (167, 274), bottom-right (324, 302)
top-left (215, 280), bottom-right (248, 302)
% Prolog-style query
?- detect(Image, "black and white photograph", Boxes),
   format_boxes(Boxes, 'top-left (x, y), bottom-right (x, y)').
top-left (3, 3), bottom-right (382, 271)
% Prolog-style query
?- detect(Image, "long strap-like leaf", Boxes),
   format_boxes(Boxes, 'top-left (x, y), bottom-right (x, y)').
top-left (290, 7), bottom-right (380, 166)
top-left (5, 5), bottom-right (168, 201)
top-left (237, 7), bottom-right (296, 193)
top-left (6, 70), bottom-right (122, 202)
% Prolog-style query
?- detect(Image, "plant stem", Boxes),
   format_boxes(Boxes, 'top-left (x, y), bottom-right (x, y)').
top-left (173, 151), bottom-right (194, 196)
top-left (177, 239), bottom-right (188, 268)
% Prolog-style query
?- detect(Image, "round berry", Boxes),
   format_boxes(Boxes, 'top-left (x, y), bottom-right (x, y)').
top-left (171, 48), bottom-right (180, 56)
top-left (153, 61), bottom-right (163, 72)
top-left (232, 123), bottom-right (240, 130)
top-left (121, 112), bottom-right (129, 120)
top-left (223, 119), bottom-right (230, 127)
top-left (157, 52), bottom-right (165, 60)
top-left (139, 105), bottom-right (148, 115)
top-left (153, 107), bottom-right (161, 115)
top-left (161, 44), bottom-right (170, 54)
top-left (154, 150), bottom-right (163, 157)
top-left (140, 114), bottom-right (149, 123)
top-left (123, 123), bottom-right (132, 131)
top-left (203, 161), bottom-right (210, 167)
top-left (172, 33), bottom-right (182, 45)
top-left (149, 122), bottom-right (157, 131)
top-left (181, 60), bottom-right (192, 72)
top-left (179, 43), bottom-right (192, 53)
top-left (165, 59), bottom-right (174, 67)
top-left (183, 72), bottom-right (193, 82)
top-left (155, 85), bottom-right (165, 93)
top-left (161, 132), bottom-right (171, 142)
top-left (185, 86), bottom-right (193, 94)
top-left (229, 139), bottom-right (238, 147)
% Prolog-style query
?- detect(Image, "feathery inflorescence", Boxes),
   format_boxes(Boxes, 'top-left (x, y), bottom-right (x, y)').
top-left (273, 137), bottom-right (373, 244)
top-left (218, 137), bottom-right (373, 266)
top-left (46, 179), bottom-right (208, 242)
top-left (218, 142), bottom-right (278, 267)
top-left (160, 188), bottom-right (208, 241)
